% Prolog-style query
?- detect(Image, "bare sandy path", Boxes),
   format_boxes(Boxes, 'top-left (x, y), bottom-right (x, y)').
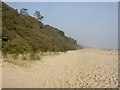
top-left (2, 49), bottom-right (118, 88)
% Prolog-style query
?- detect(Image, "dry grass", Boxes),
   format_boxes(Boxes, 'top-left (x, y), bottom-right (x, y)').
top-left (2, 51), bottom-right (61, 67)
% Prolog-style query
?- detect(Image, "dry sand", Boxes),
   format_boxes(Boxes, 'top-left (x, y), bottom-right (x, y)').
top-left (2, 49), bottom-right (118, 88)
top-left (0, 61), bottom-right (2, 89)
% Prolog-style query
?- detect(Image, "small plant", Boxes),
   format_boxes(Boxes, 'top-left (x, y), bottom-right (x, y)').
top-left (22, 55), bottom-right (27, 60)
top-left (12, 54), bottom-right (19, 59)
top-left (29, 53), bottom-right (41, 61)
top-left (2, 53), bottom-right (8, 58)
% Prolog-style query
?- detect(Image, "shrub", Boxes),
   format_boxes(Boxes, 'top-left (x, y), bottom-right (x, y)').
top-left (3, 36), bottom-right (32, 54)
top-left (29, 53), bottom-right (41, 61)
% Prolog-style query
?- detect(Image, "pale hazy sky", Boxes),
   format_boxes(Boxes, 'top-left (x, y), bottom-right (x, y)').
top-left (6, 2), bottom-right (118, 49)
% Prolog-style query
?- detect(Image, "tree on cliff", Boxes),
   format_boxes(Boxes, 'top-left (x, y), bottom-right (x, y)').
top-left (34, 10), bottom-right (44, 22)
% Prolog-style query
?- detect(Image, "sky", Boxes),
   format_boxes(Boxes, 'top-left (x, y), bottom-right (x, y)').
top-left (5, 2), bottom-right (118, 50)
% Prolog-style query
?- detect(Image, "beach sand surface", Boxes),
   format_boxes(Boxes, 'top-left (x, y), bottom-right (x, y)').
top-left (2, 49), bottom-right (118, 88)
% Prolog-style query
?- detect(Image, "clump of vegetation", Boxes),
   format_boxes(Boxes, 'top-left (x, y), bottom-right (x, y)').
top-left (34, 10), bottom-right (44, 22)
top-left (0, 8), bottom-right (2, 12)
top-left (3, 53), bottom-right (41, 66)
top-left (3, 36), bottom-right (32, 54)
top-left (2, 2), bottom-right (80, 55)
top-left (29, 53), bottom-right (41, 61)
top-left (20, 8), bottom-right (29, 15)
top-left (2, 51), bottom-right (63, 66)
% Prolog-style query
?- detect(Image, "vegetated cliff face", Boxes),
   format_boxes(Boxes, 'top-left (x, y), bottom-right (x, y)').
top-left (2, 2), bottom-right (79, 54)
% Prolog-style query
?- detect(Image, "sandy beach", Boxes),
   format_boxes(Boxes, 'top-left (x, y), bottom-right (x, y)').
top-left (0, 61), bottom-right (2, 89)
top-left (2, 49), bottom-right (118, 88)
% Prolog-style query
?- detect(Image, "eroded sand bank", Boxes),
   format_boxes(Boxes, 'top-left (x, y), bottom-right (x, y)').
top-left (2, 49), bottom-right (118, 88)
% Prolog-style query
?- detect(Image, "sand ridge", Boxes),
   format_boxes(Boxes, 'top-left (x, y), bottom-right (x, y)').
top-left (2, 49), bottom-right (118, 88)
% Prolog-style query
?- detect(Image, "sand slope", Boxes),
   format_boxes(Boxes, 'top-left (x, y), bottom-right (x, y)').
top-left (2, 49), bottom-right (118, 88)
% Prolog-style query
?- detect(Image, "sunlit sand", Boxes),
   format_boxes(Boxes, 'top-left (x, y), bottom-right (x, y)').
top-left (2, 49), bottom-right (118, 88)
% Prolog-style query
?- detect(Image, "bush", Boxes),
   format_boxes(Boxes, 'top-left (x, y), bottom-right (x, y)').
top-left (3, 36), bottom-right (32, 54)
top-left (29, 53), bottom-right (41, 60)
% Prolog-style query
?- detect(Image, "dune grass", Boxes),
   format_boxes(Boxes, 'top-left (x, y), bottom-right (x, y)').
top-left (2, 51), bottom-right (61, 67)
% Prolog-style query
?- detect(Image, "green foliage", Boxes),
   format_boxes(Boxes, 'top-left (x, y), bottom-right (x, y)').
top-left (0, 9), bottom-right (1, 12)
top-left (34, 10), bottom-right (44, 21)
top-left (3, 36), bottom-right (32, 54)
top-left (2, 2), bottom-right (79, 54)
